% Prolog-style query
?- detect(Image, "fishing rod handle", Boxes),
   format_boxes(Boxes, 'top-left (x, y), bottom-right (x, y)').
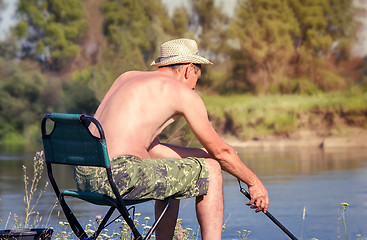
top-left (239, 187), bottom-right (299, 240)
top-left (240, 188), bottom-right (251, 200)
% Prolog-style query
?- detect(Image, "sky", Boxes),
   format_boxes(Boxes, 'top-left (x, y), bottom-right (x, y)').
top-left (0, 0), bottom-right (17, 40)
top-left (161, 0), bottom-right (237, 16)
top-left (1, 0), bottom-right (367, 56)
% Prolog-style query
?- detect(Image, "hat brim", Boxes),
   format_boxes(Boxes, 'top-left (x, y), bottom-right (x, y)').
top-left (151, 55), bottom-right (213, 67)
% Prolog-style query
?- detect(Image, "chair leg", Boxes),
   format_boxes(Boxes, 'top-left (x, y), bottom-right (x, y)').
top-left (91, 207), bottom-right (115, 239)
top-left (144, 197), bottom-right (173, 240)
top-left (113, 202), bottom-right (142, 240)
top-left (59, 195), bottom-right (88, 239)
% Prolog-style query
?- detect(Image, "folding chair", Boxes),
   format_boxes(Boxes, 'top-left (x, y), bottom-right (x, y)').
top-left (41, 113), bottom-right (173, 240)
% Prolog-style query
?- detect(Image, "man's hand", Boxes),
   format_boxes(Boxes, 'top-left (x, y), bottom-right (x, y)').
top-left (246, 182), bottom-right (269, 213)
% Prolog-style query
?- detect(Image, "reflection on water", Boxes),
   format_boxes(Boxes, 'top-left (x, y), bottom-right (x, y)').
top-left (238, 147), bottom-right (367, 183)
top-left (1, 147), bottom-right (367, 240)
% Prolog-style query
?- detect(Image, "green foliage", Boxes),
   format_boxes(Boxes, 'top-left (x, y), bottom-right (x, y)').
top-left (191, 0), bottom-right (227, 89)
top-left (13, 21), bottom-right (28, 38)
top-left (354, 58), bottom-right (367, 92)
top-left (171, 8), bottom-right (190, 37)
top-left (62, 77), bottom-right (99, 114)
top-left (101, 0), bottom-right (173, 72)
top-left (0, 58), bottom-right (98, 146)
top-left (71, 66), bottom-right (115, 100)
top-left (227, 0), bottom-right (300, 93)
top-left (0, 37), bottom-right (17, 60)
top-left (318, 70), bottom-right (347, 91)
top-left (269, 77), bottom-right (320, 95)
top-left (226, 0), bottom-right (357, 93)
top-left (0, 60), bottom-right (47, 145)
top-left (1, 131), bottom-right (26, 146)
top-left (193, 0), bottom-right (226, 46)
top-left (15, 0), bottom-right (88, 70)
top-left (289, 0), bottom-right (355, 59)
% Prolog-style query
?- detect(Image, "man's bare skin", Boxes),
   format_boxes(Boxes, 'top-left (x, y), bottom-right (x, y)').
top-left (91, 64), bottom-right (269, 240)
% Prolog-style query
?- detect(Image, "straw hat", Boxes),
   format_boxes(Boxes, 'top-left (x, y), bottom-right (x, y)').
top-left (151, 38), bottom-right (213, 67)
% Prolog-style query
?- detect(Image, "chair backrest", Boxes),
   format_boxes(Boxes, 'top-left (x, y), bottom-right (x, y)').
top-left (41, 113), bottom-right (110, 167)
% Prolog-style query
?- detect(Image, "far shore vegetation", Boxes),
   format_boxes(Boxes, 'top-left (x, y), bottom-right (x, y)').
top-left (1, 89), bottom-right (366, 150)
top-left (0, 0), bottom-right (367, 150)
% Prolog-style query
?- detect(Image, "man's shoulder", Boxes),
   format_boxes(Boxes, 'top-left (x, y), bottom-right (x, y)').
top-left (118, 70), bottom-right (174, 82)
top-left (117, 70), bottom-right (147, 79)
top-left (117, 70), bottom-right (200, 100)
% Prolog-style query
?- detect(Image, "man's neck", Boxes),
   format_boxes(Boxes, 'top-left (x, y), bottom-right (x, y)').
top-left (156, 68), bottom-right (182, 81)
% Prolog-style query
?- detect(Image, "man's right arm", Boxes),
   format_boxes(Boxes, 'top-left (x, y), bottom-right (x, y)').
top-left (177, 89), bottom-right (269, 212)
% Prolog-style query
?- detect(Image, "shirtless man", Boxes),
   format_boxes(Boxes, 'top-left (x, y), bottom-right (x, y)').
top-left (79, 39), bottom-right (269, 240)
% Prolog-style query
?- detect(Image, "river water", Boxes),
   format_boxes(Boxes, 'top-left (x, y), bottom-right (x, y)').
top-left (1, 147), bottom-right (367, 240)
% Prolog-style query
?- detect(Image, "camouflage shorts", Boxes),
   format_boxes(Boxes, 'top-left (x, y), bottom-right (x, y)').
top-left (74, 155), bottom-right (209, 200)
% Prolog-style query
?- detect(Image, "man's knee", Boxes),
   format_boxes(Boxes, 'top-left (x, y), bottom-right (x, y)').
top-left (204, 158), bottom-right (222, 183)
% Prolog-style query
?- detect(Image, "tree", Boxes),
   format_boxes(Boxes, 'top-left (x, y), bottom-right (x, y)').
top-left (288, 0), bottom-right (357, 90)
top-left (101, 0), bottom-right (174, 73)
top-left (14, 0), bottom-right (88, 71)
top-left (226, 0), bottom-right (358, 93)
top-left (191, 0), bottom-right (228, 90)
top-left (192, 0), bottom-right (226, 51)
top-left (0, 60), bottom-right (47, 144)
top-left (171, 7), bottom-right (190, 38)
top-left (228, 0), bottom-right (300, 93)
top-left (289, 0), bottom-right (355, 60)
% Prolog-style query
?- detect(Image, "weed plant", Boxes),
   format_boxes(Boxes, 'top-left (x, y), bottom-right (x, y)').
top-left (22, 151), bottom-right (49, 229)
top-left (0, 151), bottom-right (50, 230)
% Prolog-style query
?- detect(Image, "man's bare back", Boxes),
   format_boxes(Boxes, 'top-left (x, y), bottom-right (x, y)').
top-left (92, 70), bottom-right (197, 159)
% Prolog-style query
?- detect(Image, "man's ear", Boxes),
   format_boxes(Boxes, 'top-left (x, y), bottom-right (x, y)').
top-left (184, 64), bottom-right (192, 79)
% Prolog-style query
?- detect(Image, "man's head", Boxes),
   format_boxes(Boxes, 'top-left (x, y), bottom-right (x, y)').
top-left (151, 38), bottom-right (213, 67)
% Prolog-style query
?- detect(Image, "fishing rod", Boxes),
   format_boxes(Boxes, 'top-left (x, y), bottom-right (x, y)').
top-left (238, 179), bottom-right (298, 240)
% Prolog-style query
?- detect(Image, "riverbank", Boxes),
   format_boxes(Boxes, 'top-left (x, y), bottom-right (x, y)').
top-left (224, 127), bottom-right (367, 149)
top-left (201, 92), bottom-right (367, 150)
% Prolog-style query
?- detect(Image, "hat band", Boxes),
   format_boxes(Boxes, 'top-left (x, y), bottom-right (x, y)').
top-left (158, 53), bottom-right (199, 63)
